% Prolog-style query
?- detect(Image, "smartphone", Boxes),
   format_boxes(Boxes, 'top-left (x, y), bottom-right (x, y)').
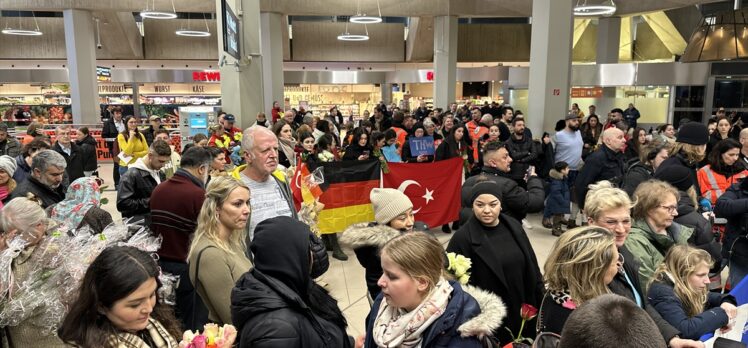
top-left (363, 150), bottom-right (370, 156)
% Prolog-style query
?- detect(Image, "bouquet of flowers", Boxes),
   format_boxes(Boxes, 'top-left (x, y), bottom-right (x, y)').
top-left (446, 252), bottom-right (472, 285)
top-left (179, 323), bottom-right (237, 348)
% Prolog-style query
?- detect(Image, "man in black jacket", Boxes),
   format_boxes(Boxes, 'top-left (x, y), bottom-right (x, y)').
top-left (460, 141), bottom-right (544, 224)
top-left (52, 125), bottom-right (92, 182)
top-left (575, 127), bottom-right (626, 210)
top-left (116, 140), bottom-right (170, 224)
top-left (101, 106), bottom-right (125, 186)
top-left (142, 115), bottom-right (166, 145)
top-left (0, 123), bottom-right (21, 158)
top-left (505, 117), bottom-right (537, 188)
top-left (10, 149), bottom-right (66, 208)
top-left (369, 106), bottom-right (392, 132)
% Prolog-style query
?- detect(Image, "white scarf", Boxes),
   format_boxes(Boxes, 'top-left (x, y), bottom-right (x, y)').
top-left (372, 278), bottom-right (453, 348)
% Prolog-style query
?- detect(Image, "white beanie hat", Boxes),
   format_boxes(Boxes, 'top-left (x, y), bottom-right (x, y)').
top-left (370, 188), bottom-right (413, 225)
top-left (0, 155), bottom-right (17, 177)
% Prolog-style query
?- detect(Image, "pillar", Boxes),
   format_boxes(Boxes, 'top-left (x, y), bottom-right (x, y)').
top-left (63, 9), bottom-right (99, 124)
top-left (596, 17), bottom-right (621, 64)
top-left (380, 84), bottom-right (392, 105)
top-left (527, 0), bottom-right (574, 133)
top-left (260, 12), bottom-right (284, 118)
top-left (216, 0), bottom-right (265, 129)
top-left (433, 16), bottom-right (457, 110)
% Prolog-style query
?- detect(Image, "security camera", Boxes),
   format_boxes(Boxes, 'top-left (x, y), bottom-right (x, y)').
top-left (97, 44), bottom-right (103, 49)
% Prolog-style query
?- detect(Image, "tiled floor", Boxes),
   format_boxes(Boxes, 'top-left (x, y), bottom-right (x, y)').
top-left (95, 163), bottom-right (559, 337)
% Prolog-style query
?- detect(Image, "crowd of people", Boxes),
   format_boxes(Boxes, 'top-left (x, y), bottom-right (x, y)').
top-left (0, 100), bottom-right (746, 348)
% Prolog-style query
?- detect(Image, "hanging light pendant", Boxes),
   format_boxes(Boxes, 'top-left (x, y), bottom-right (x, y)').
top-left (176, 13), bottom-right (211, 37)
top-left (2, 11), bottom-right (43, 36)
top-left (140, 0), bottom-right (177, 19)
top-left (681, 6), bottom-right (748, 62)
top-left (338, 21), bottom-right (369, 41)
top-left (573, 0), bottom-right (617, 17)
top-left (350, 0), bottom-right (383, 24)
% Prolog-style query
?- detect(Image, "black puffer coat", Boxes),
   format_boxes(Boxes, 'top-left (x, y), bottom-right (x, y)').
top-left (575, 145), bottom-right (625, 209)
top-left (460, 166), bottom-right (544, 223)
top-left (505, 134), bottom-right (538, 181)
top-left (621, 159), bottom-right (653, 197)
top-left (339, 223), bottom-right (401, 300)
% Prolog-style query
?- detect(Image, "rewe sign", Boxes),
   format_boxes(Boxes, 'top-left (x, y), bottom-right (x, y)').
top-left (193, 71), bottom-right (221, 82)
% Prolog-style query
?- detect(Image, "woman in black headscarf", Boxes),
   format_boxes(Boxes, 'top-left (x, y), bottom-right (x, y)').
top-left (231, 216), bottom-right (352, 348)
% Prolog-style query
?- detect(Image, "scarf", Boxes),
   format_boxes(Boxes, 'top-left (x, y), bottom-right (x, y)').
top-left (278, 137), bottom-right (297, 166)
top-left (372, 278), bottom-right (453, 348)
top-left (108, 318), bottom-right (178, 348)
top-left (49, 177), bottom-right (101, 230)
top-left (0, 185), bottom-right (8, 210)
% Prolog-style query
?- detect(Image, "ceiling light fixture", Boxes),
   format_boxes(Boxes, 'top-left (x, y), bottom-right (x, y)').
top-left (338, 20), bottom-right (369, 41)
top-left (350, 0), bottom-right (383, 24)
top-left (681, 4), bottom-right (748, 62)
top-left (573, 0), bottom-right (616, 17)
top-left (1, 11), bottom-right (43, 36)
top-left (176, 13), bottom-right (211, 37)
top-left (140, 0), bottom-right (177, 19)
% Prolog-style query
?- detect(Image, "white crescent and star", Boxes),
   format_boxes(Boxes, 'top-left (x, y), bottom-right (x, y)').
top-left (396, 180), bottom-right (435, 214)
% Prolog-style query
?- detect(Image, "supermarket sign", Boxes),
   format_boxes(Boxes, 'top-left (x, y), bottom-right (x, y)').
top-left (193, 71), bottom-right (221, 82)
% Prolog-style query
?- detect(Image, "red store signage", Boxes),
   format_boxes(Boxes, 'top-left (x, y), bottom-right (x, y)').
top-left (193, 71), bottom-right (221, 82)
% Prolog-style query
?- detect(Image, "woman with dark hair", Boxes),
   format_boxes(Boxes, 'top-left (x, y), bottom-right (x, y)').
top-left (58, 246), bottom-right (181, 348)
top-left (401, 124), bottom-right (434, 163)
top-left (697, 138), bottom-right (748, 205)
top-left (75, 127), bottom-right (98, 176)
top-left (296, 131), bottom-right (317, 166)
top-left (706, 117), bottom-right (732, 157)
top-left (622, 140), bottom-right (670, 197)
top-left (116, 115), bottom-right (148, 177)
top-left (624, 127), bottom-right (648, 162)
top-left (342, 128), bottom-right (372, 161)
top-left (232, 217), bottom-right (352, 348)
top-left (581, 114), bottom-right (602, 158)
top-left (273, 121), bottom-right (297, 168)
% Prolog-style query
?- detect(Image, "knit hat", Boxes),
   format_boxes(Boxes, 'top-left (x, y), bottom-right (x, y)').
top-left (370, 188), bottom-right (413, 224)
top-left (676, 123), bottom-right (709, 145)
top-left (654, 165), bottom-right (692, 192)
top-left (470, 181), bottom-right (503, 204)
top-left (0, 155), bottom-right (17, 177)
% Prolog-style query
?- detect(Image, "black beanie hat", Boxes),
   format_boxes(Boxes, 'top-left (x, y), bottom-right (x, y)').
top-left (654, 165), bottom-right (692, 192)
top-left (676, 123), bottom-right (709, 145)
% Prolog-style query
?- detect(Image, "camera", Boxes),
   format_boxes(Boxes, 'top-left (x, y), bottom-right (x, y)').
top-left (97, 44), bottom-right (102, 49)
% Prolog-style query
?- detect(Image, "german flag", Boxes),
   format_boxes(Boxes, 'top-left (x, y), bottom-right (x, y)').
top-left (317, 160), bottom-right (381, 234)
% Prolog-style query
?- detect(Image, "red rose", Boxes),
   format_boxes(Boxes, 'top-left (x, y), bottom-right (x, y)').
top-left (520, 303), bottom-right (538, 321)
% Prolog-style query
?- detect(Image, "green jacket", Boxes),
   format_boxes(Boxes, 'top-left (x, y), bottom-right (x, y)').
top-left (624, 218), bottom-right (693, 289)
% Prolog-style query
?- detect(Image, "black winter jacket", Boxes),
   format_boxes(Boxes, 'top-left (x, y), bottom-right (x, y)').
top-left (75, 135), bottom-right (99, 173)
top-left (622, 159), bottom-right (653, 197)
top-left (505, 133), bottom-right (537, 181)
top-left (52, 142), bottom-right (91, 182)
top-left (460, 166), bottom-right (544, 223)
top-left (674, 191), bottom-right (722, 267)
top-left (656, 153), bottom-right (702, 199)
top-left (116, 165), bottom-right (164, 223)
top-left (101, 118), bottom-right (120, 150)
top-left (10, 175), bottom-right (66, 209)
top-left (339, 223), bottom-right (401, 299)
top-left (231, 270), bottom-right (352, 348)
top-left (575, 144), bottom-right (625, 208)
top-left (714, 182), bottom-right (748, 260)
top-left (608, 246), bottom-right (681, 344)
top-left (648, 277), bottom-right (735, 340)
top-left (142, 125), bottom-right (166, 145)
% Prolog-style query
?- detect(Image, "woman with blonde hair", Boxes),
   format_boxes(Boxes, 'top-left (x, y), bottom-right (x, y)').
top-left (584, 181), bottom-right (702, 348)
top-left (648, 245), bottom-right (737, 339)
top-left (364, 232), bottom-right (506, 348)
top-left (188, 176), bottom-right (252, 325)
top-left (538, 227), bottom-right (619, 335)
top-left (626, 180), bottom-right (694, 287)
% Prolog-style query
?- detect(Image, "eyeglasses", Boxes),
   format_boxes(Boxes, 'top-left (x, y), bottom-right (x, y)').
top-left (617, 253), bottom-right (625, 274)
top-left (659, 205), bottom-right (678, 214)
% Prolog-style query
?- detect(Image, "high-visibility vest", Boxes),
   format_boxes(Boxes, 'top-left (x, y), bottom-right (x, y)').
top-left (466, 121), bottom-right (487, 161)
top-left (698, 165), bottom-right (748, 205)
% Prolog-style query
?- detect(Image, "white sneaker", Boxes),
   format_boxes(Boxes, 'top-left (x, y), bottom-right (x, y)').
top-left (522, 219), bottom-right (533, 229)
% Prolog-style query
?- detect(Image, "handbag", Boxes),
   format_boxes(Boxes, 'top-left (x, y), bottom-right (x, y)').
top-left (190, 246), bottom-right (216, 329)
top-left (534, 294), bottom-right (561, 348)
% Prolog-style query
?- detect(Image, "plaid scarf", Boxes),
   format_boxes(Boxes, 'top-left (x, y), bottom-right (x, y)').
top-left (107, 318), bottom-right (178, 348)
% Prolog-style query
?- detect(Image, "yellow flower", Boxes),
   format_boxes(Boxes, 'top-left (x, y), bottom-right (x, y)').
top-left (458, 273), bottom-right (470, 285)
top-left (204, 323), bottom-right (219, 340)
top-left (451, 254), bottom-right (472, 276)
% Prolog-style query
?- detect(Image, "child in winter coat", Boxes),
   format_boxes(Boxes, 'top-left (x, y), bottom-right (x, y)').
top-left (545, 161), bottom-right (571, 236)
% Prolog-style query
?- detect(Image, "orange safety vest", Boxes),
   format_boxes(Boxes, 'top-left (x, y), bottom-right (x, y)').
top-left (697, 165), bottom-right (748, 205)
top-left (465, 121), bottom-right (488, 161)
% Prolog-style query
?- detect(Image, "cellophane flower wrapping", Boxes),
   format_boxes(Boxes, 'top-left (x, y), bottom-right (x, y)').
top-left (179, 323), bottom-right (237, 348)
top-left (0, 220), bottom-right (163, 335)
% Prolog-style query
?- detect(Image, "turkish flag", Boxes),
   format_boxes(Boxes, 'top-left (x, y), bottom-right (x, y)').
top-left (382, 157), bottom-right (463, 228)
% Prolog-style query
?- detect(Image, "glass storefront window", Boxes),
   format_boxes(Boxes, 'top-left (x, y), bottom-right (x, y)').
top-left (713, 79), bottom-right (748, 108)
top-left (674, 86), bottom-right (705, 108)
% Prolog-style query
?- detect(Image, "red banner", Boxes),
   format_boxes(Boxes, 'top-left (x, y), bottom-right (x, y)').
top-left (382, 157), bottom-right (463, 228)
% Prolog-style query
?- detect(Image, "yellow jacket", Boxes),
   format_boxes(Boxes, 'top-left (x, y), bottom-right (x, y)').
top-left (117, 133), bottom-right (149, 166)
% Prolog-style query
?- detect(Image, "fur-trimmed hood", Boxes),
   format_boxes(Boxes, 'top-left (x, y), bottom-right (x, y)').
top-left (549, 168), bottom-right (566, 180)
top-left (339, 222), bottom-right (401, 249)
top-left (458, 284), bottom-right (507, 338)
